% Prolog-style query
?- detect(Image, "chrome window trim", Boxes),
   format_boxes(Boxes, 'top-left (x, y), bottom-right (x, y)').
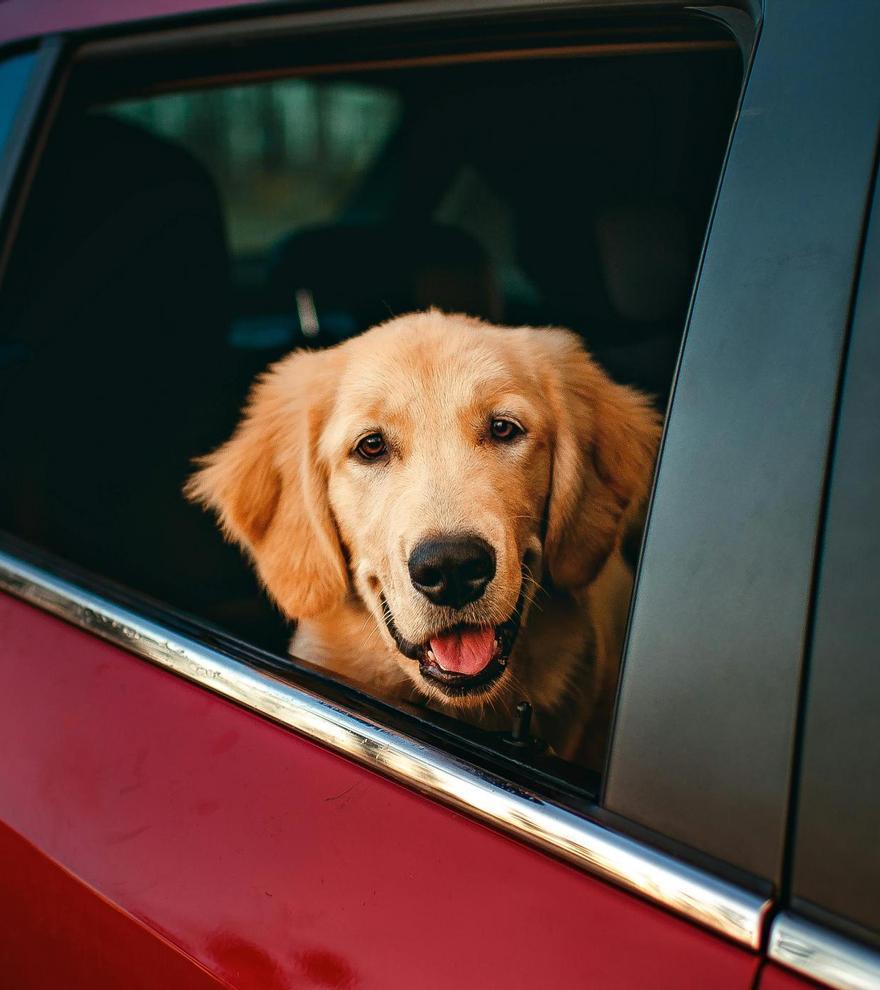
top-left (0, 547), bottom-right (770, 947)
top-left (769, 913), bottom-right (880, 990)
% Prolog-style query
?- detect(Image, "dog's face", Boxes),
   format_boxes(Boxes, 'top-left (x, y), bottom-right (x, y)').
top-left (320, 318), bottom-right (552, 705)
top-left (187, 311), bottom-right (659, 710)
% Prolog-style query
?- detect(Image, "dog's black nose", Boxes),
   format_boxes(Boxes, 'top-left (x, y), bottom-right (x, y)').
top-left (408, 535), bottom-right (496, 608)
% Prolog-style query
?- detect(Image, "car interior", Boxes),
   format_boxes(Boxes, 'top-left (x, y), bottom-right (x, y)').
top-left (0, 35), bottom-right (741, 790)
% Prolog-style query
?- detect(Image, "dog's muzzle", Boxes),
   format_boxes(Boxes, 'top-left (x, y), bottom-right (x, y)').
top-left (379, 565), bottom-right (528, 699)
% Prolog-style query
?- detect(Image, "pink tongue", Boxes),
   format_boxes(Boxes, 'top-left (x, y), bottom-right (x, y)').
top-left (429, 625), bottom-right (496, 675)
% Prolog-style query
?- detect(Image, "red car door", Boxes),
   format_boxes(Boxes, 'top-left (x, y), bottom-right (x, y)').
top-left (0, 585), bottom-right (758, 989)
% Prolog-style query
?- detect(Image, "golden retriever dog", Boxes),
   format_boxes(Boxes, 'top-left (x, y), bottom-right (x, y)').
top-left (187, 311), bottom-right (660, 767)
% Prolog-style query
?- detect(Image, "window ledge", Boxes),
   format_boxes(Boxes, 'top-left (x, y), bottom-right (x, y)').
top-left (0, 546), bottom-right (769, 948)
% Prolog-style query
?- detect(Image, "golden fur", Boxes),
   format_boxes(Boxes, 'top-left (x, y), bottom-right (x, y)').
top-left (187, 311), bottom-right (660, 767)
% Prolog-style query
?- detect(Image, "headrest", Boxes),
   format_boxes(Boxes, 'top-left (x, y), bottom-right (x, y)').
top-left (2, 114), bottom-right (229, 347)
top-left (595, 203), bottom-right (692, 324)
top-left (268, 222), bottom-right (500, 341)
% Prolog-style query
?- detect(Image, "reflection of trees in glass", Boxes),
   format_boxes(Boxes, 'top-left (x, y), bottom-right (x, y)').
top-left (189, 89), bottom-right (229, 176)
top-left (257, 87), bottom-right (285, 171)
top-left (109, 79), bottom-right (402, 255)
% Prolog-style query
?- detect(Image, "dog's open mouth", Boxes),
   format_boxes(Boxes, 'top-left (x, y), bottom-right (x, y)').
top-left (380, 578), bottom-right (526, 698)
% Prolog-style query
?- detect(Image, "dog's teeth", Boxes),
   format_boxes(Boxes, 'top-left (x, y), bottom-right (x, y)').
top-left (498, 656), bottom-right (507, 667)
top-left (426, 649), bottom-right (436, 662)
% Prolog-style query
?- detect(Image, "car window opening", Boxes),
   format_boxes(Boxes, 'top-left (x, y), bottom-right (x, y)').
top-left (0, 30), bottom-right (742, 800)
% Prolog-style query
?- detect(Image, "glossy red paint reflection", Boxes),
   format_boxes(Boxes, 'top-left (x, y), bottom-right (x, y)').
top-left (0, 820), bottom-right (225, 989)
top-left (759, 963), bottom-right (825, 990)
top-left (0, 593), bottom-right (760, 989)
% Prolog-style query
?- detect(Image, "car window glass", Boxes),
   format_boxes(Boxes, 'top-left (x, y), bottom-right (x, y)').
top-left (0, 51), bottom-right (35, 151)
top-left (0, 38), bottom-right (741, 793)
top-left (112, 80), bottom-right (402, 258)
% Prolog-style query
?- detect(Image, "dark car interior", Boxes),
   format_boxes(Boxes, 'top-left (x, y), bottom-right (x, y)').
top-left (0, 41), bottom-right (741, 776)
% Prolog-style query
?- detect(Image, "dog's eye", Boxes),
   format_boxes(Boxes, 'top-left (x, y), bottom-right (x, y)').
top-left (489, 418), bottom-right (523, 442)
top-left (355, 433), bottom-right (387, 460)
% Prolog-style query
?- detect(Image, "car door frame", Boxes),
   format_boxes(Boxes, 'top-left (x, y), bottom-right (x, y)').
top-left (762, 116), bottom-right (880, 990)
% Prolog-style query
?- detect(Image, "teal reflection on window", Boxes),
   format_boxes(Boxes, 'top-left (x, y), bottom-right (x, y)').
top-left (110, 79), bottom-right (402, 258)
top-left (0, 52), bottom-right (35, 152)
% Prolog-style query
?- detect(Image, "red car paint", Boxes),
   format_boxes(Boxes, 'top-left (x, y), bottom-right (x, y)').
top-left (0, 0), bottom-right (270, 45)
top-left (759, 965), bottom-right (824, 990)
top-left (0, 593), bottom-right (760, 988)
top-left (1, 823), bottom-right (226, 990)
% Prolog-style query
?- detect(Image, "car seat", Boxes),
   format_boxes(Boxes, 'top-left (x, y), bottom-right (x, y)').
top-left (0, 113), bottom-right (287, 649)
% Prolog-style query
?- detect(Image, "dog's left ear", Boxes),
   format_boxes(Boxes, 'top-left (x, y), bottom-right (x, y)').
top-left (185, 349), bottom-right (349, 619)
top-left (539, 329), bottom-right (661, 589)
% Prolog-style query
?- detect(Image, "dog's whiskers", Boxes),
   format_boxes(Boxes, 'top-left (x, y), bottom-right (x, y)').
top-left (522, 583), bottom-right (545, 616)
top-left (506, 671), bottom-right (533, 704)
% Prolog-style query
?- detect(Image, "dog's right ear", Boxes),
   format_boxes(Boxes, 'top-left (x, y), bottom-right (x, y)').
top-left (185, 350), bottom-right (349, 619)
top-left (538, 328), bottom-right (661, 589)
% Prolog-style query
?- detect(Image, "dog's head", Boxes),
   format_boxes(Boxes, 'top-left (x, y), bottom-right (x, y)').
top-left (187, 311), bottom-right (659, 709)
